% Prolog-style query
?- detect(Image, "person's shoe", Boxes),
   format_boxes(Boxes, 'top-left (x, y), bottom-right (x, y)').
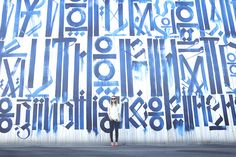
top-left (115, 142), bottom-right (118, 146)
top-left (111, 142), bottom-right (114, 146)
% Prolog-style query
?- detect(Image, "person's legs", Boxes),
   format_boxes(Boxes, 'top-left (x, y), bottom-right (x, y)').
top-left (114, 121), bottom-right (119, 144)
top-left (109, 120), bottom-right (115, 145)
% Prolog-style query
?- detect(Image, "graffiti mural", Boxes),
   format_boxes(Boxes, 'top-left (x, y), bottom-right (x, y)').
top-left (0, 0), bottom-right (236, 143)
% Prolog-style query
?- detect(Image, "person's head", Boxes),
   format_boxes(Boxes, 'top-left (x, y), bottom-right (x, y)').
top-left (110, 95), bottom-right (117, 106)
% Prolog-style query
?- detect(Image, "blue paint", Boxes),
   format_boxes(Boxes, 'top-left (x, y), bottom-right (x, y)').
top-left (176, 1), bottom-right (194, 22)
top-left (94, 81), bottom-right (118, 86)
top-left (148, 97), bottom-right (162, 111)
top-left (74, 99), bottom-right (79, 129)
top-left (86, 0), bottom-right (93, 133)
top-left (172, 114), bottom-right (183, 119)
top-left (19, 0), bottom-right (40, 37)
top-left (94, 60), bottom-right (115, 81)
top-left (193, 96), bottom-right (199, 126)
top-left (178, 47), bottom-right (203, 53)
top-left (0, 98), bottom-right (14, 133)
top-left (149, 115), bottom-right (164, 131)
top-left (66, 8), bottom-right (86, 27)
top-left (171, 9), bottom-right (177, 34)
top-left (171, 39), bottom-right (180, 100)
top-left (209, 126), bottom-right (226, 130)
top-left (15, 104), bottom-right (22, 125)
top-left (38, 100), bottom-right (43, 132)
top-left (13, 0), bottom-right (21, 37)
top-left (2, 59), bottom-right (19, 98)
top-left (105, 0), bottom-right (110, 31)
top-left (200, 0), bottom-right (210, 30)
top-left (182, 96), bottom-right (190, 131)
top-left (93, 96), bottom-right (98, 135)
top-left (153, 17), bottom-right (168, 37)
top-left (32, 98), bottom-right (43, 130)
top-left (194, 0), bottom-right (205, 36)
top-left (129, 97), bottom-right (147, 128)
top-left (28, 39), bottom-right (37, 88)
top-left (155, 0), bottom-right (175, 16)
top-left (26, 22), bottom-right (42, 36)
top-left (94, 0), bottom-right (99, 36)
top-left (207, 105), bottom-right (213, 123)
top-left (1, 0), bottom-right (236, 139)
top-left (201, 38), bottom-right (216, 94)
top-left (99, 112), bottom-right (109, 133)
top-left (219, 0), bottom-right (230, 37)
top-left (60, 103), bottom-right (64, 124)
top-left (19, 60), bottom-right (25, 97)
top-left (65, 102), bottom-right (74, 129)
top-left (93, 54), bottom-right (116, 59)
top-left (160, 39), bottom-right (171, 130)
top-left (179, 55), bottom-right (207, 95)
top-left (53, 103), bottom-right (58, 133)
top-left (73, 44), bottom-right (80, 100)
top-left (125, 39), bottom-right (134, 97)
top-left (53, 40), bottom-right (63, 99)
top-left (59, 0), bottom-right (64, 37)
top-left (62, 42), bottom-right (69, 102)
top-left (225, 0), bottom-right (236, 37)
top-left (187, 96), bottom-right (194, 130)
top-left (219, 45), bottom-right (230, 87)
top-left (134, 3), bottom-right (154, 35)
top-left (98, 96), bottom-right (110, 132)
top-left (43, 98), bottom-right (50, 132)
top-left (118, 0), bottom-right (124, 27)
top-left (46, 0), bottom-right (58, 37)
top-left (2, 39), bottom-right (20, 55)
top-left (209, 0), bottom-right (221, 22)
top-left (28, 76), bottom-right (53, 98)
top-left (147, 39), bottom-right (157, 96)
top-left (214, 116), bottom-right (223, 126)
top-left (209, 38), bottom-right (222, 94)
top-left (79, 91), bottom-right (85, 129)
top-left (128, 0), bottom-right (135, 36)
top-left (232, 0), bottom-right (236, 21)
top-left (95, 36), bottom-right (112, 53)
top-left (0, 0), bottom-right (11, 39)
top-left (153, 39), bottom-right (162, 96)
top-left (221, 95), bottom-right (236, 126)
top-left (108, 19), bottom-right (128, 36)
top-left (42, 39), bottom-right (51, 85)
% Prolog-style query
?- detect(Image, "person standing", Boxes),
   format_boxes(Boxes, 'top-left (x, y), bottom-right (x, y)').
top-left (108, 95), bottom-right (121, 146)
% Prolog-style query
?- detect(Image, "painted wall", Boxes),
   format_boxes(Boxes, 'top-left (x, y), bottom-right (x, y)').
top-left (0, 0), bottom-right (236, 144)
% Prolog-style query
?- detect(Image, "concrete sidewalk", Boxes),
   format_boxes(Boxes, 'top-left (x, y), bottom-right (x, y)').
top-left (0, 143), bottom-right (235, 157)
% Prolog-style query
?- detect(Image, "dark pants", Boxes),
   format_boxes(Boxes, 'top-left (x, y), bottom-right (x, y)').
top-left (109, 120), bottom-right (120, 142)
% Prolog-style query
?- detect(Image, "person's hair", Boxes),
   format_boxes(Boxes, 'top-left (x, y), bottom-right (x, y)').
top-left (110, 96), bottom-right (117, 106)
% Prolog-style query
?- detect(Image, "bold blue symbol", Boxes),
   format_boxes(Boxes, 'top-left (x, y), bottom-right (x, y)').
top-left (15, 124), bottom-right (31, 139)
top-left (67, 8), bottom-right (86, 27)
top-left (176, 1), bottom-right (194, 22)
top-left (148, 97), bottom-right (164, 131)
top-left (98, 96), bottom-right (110, 133)
top-left (0, 98), bottom-right (14, 133)
top-left (161, 18), bottom-right (170, 26)
top-left (94, 60), bottom-right (115, 81)
top-left (129, 96), bottom-right (147, 129)
top-left (99, 6), bottom-right (104, 16)
top-left (95, 36), bottom-right (112, 53)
